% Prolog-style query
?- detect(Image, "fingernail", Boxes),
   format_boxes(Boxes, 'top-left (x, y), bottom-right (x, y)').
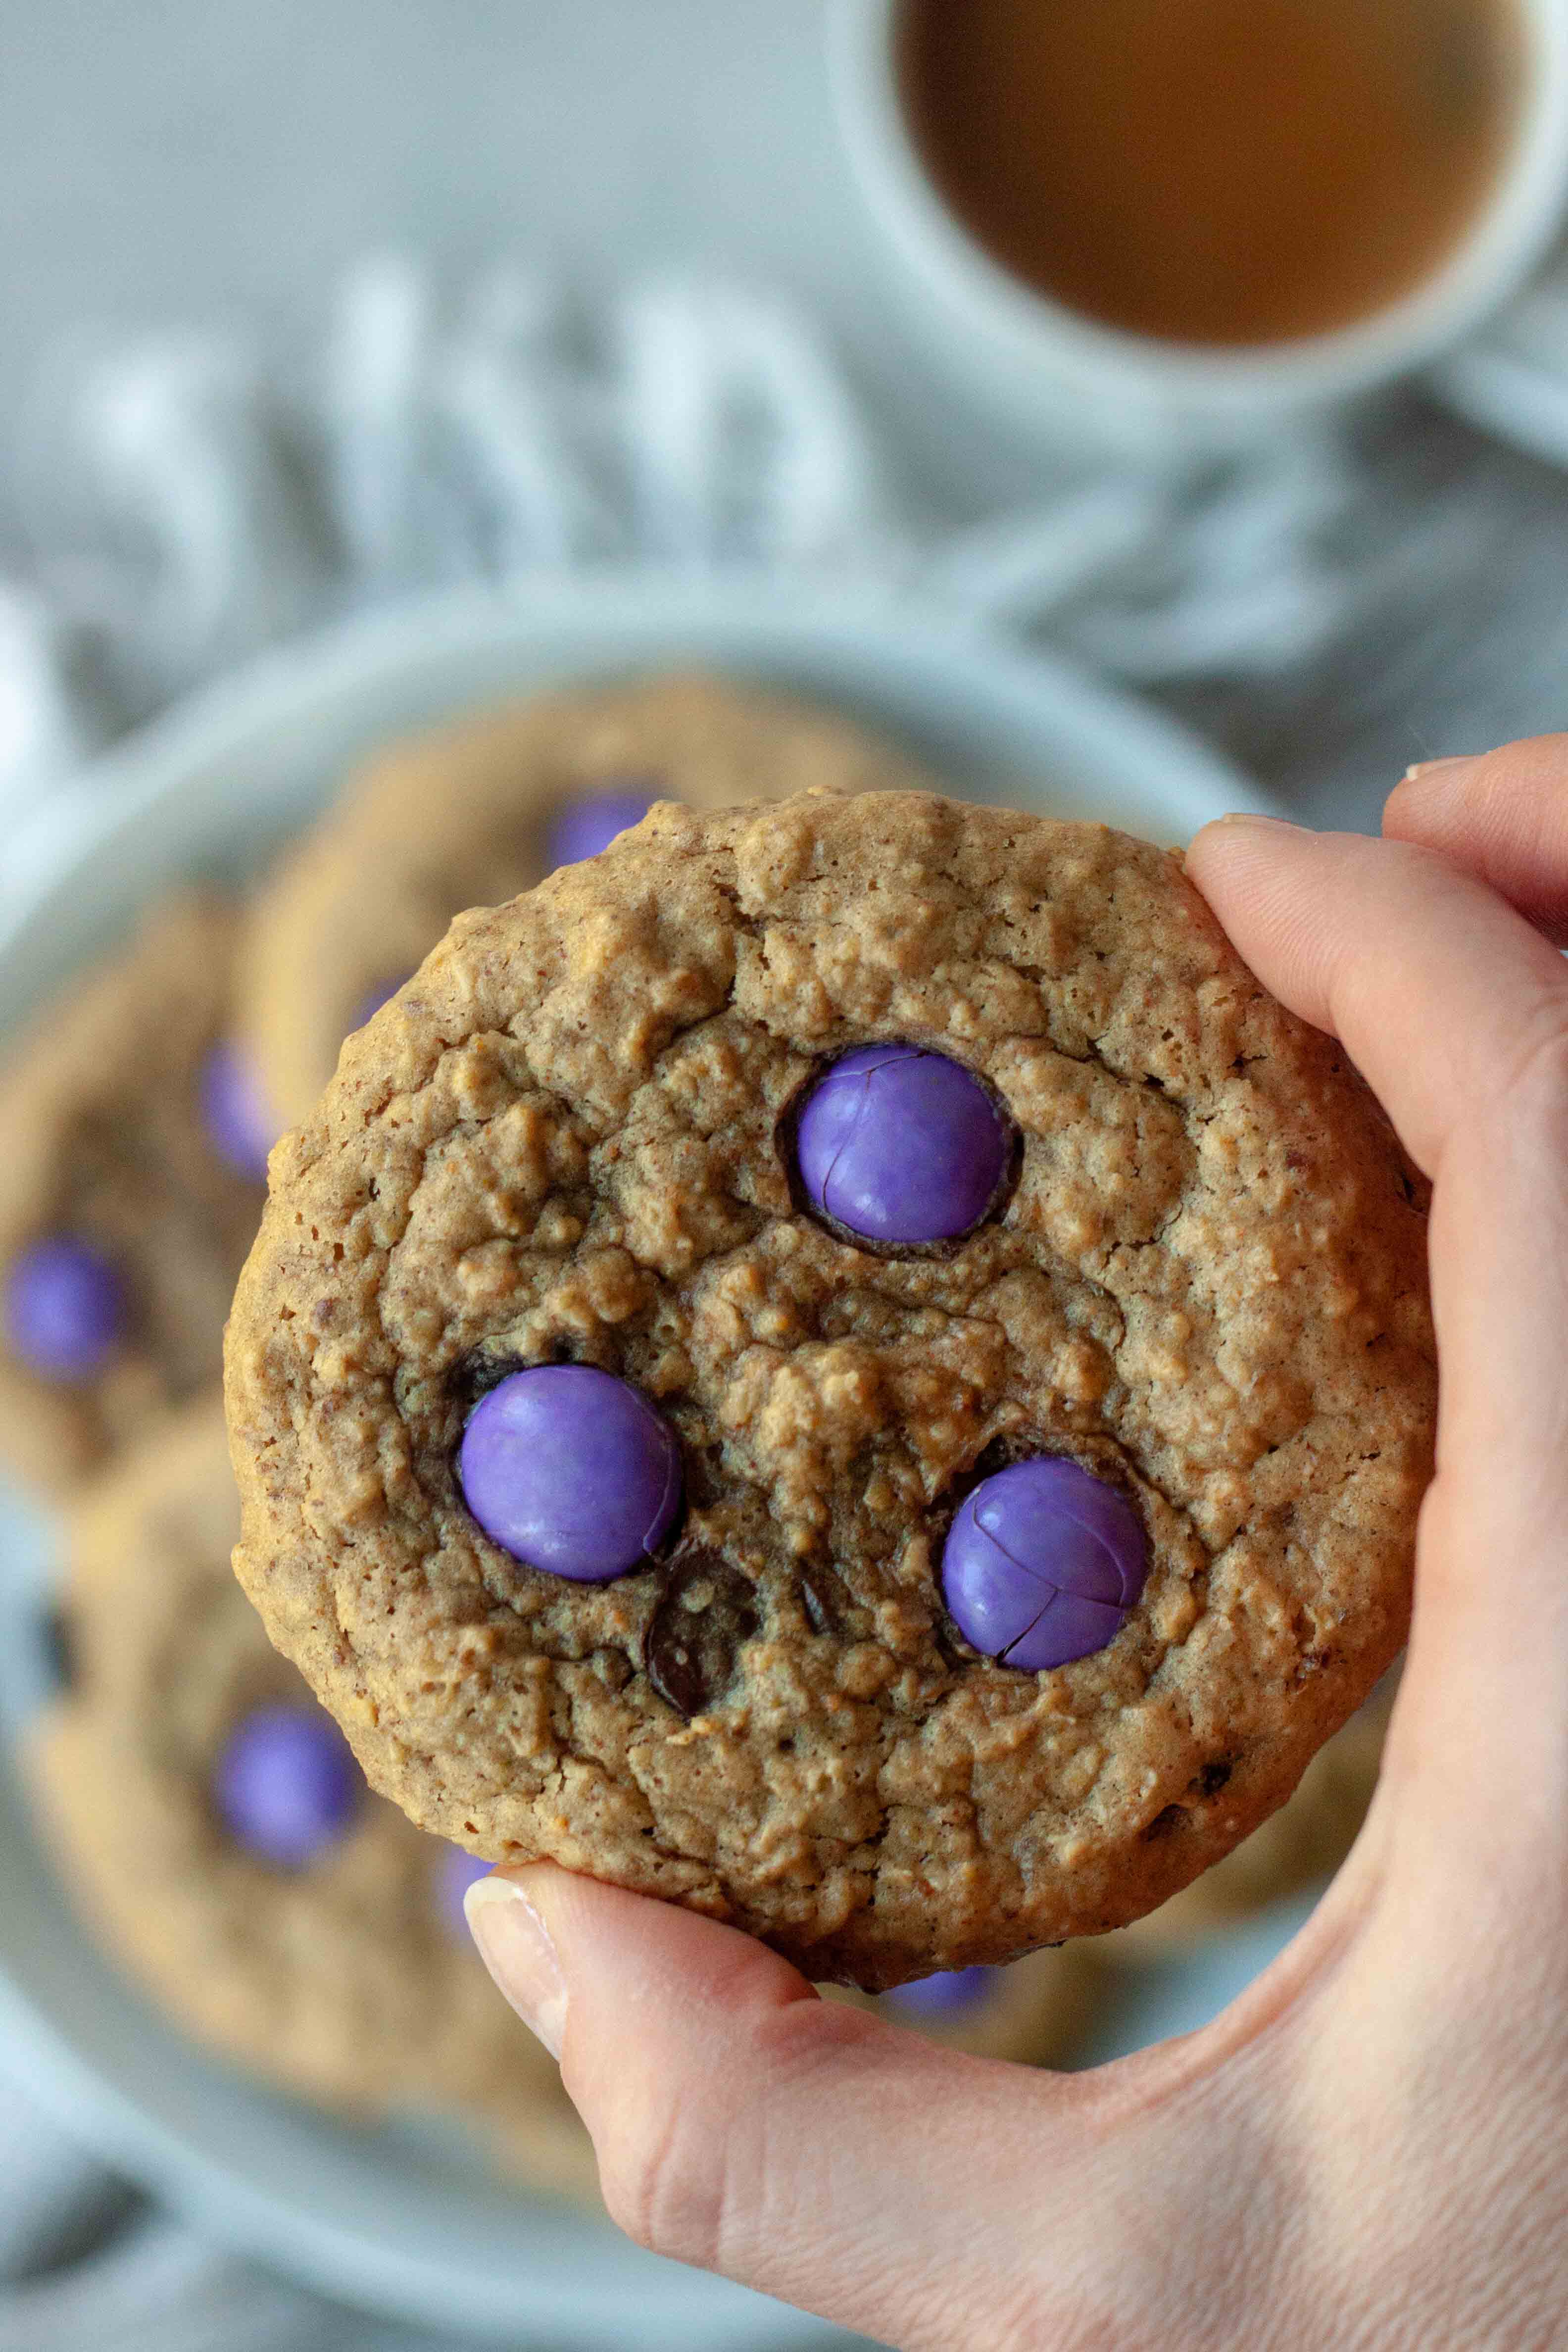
top-left (1212, 809), bottom-right (1302, 830)
top-left (465, 1874), bottom-right (567, 2058)
top-left (1402, 755), bottom-right (1475, 784)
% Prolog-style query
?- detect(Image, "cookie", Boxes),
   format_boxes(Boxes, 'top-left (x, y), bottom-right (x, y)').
top-left (1105, 1678), bottom-right (1394, 1957)
top-left (31, 1397), bottom-right (594, 2196)
top-left (235, 671), bottom-right (935, 1130)
top-left (0, 894), bottom-right (268, 1492)
top-left (225, 790), bottom-right (1435, 1989)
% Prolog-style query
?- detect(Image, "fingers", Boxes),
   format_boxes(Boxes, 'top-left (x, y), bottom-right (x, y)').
top-left (1386, 740), bottom-right (1568, 943)
top-left (1184, 817), bottom-right (1568, 1181)
top-left (467, 1864), bottom-right (1111, 2348)
top-left (1187, 816), bottom-right (1568, 1812)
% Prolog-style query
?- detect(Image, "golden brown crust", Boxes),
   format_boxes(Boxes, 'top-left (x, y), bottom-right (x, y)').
top-left (235, 672), bottom-right (937, 1127)
top-left (226, 791), bottom-right (1435, 1988)
top-left (0, 895), bottom-right (262, 1491)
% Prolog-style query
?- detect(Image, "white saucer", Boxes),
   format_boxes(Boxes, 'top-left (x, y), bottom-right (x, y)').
top-left (0, 572), bottom-right (1270, 2347)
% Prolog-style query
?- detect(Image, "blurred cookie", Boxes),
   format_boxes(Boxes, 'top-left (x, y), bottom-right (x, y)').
top-left (1104, 1682), bottom-right (1394, 1957)
top-left (0, 895), bottom-right (267, 1492)
top-left (831, 1944), bottom-right (1106, 2065)
top-left (227, 791), bottom-right (1434, 1989)
top-left (30, 1397), bottom-right (594, 2198)
top-left (233, 671), bottom-right (936, 1128)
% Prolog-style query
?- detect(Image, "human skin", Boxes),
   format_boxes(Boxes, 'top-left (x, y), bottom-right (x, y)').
top-left (466, 740), bottom-right (1568, 2352)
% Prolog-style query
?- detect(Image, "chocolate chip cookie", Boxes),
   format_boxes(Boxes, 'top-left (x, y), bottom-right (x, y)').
top-left (225, 791), bottom-right (1435, 1989)
top-left (32, 1396), bottom-right (594, 2194)
top-left (0, 894), bottom-right (268, 1492)
top-left (234, 671), bottom-right (935, 1130)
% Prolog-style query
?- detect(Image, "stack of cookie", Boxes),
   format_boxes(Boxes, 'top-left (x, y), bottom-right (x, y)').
top-left (5, 674), bottom-right (1127, 2177)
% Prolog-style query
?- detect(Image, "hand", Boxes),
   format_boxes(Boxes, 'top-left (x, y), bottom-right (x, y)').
top-left (465, 741), bottom-right (1568, 2352)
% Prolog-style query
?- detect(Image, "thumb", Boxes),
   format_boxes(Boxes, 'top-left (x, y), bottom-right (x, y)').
top-left (467, 1862), bottom-right (1103, 2347)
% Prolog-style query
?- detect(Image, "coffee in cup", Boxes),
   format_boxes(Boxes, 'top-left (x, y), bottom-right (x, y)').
top-left (896, 0), bottom-right (1525, 348)
top-left (829, 0), bottom-right (1568, 450)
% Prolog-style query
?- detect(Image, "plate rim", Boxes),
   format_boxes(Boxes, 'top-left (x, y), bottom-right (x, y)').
top-left (0, 568), bottom-right (1273, 974)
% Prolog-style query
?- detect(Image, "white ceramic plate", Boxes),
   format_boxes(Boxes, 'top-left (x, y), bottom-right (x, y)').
top-left (0, 572), bottom-right (1272, 2348)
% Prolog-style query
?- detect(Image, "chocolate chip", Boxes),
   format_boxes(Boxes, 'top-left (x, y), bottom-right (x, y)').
top-left (798, 1562), bottom-right (852, 1639)
top-left (1143, 1803), bottom-right (1188, 1841)
top-left (644, 1547), bottom-right (758, 1719)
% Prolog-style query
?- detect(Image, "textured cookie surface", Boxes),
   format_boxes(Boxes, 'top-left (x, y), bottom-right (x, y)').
top-left (33, 1397), bottom-right (593, 2194)
top-left (236, 671), bottom-right (935, 1127)
top-left (226, 791), bottom-right (1435, 1987)
top-left (0, 895), bottom-right (263, 1490)
top-left (1107, 1678), bottom-right (1393, 1956)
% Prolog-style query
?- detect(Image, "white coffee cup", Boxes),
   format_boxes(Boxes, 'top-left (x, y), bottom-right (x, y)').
top-left (828, 0), bottom-right (1568, 459)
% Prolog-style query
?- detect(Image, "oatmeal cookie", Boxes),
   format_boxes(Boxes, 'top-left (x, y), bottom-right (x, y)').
top-left (0, 894), bottom-right (267, 1491)
top-left (226, 791), bottom-right (1435, 1988)
top-left (234, 671), bottom-right (935, 1129)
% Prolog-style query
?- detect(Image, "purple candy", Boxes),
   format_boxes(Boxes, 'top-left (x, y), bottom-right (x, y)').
top-left (546, 782), bottom-right (662, 871)
top-left (4, 1237), bottom-right (123, 1380)
top-left (794, 1044), bottom-right (1011, 1247)
top-left (884, 1966), bottom-right (995, 2019)
top-left (942, 1457), bottom-right (1147, 1671)
top-left (437, 1844), bottom-right (492, 1937)
top-left (200, 1041), bottom-right (279, 1182)
top-left (459, 1363), bottom-right (682, 1582)
top-left (213, 1702), bottom-right (358, 1868)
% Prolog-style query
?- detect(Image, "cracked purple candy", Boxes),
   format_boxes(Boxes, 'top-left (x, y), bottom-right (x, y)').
top-left (884, 1966), bottom-right (995, 2019)
top-left (200, 1041), bottom-right (280, 1181)
top-left (942, 1457), bottom-right (1147, 1671)
top-left (793, 1043), bottom-right (1011, 1246)
top-left (4, 1237), bottom-right (123, 1380)
top-left (459, 1363), bottom-right (682, 1582)
top-left (437, 1844), bottom-right (492, 1936)
top-left (214, 1702), bottom-right (358, 1868)
top-left (546, 781), bottom-right (663, 870)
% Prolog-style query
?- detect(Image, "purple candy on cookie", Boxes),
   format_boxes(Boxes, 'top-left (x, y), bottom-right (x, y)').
top-left (943, 1457), bottom-right (1147, 1670)
top-left (200, 1041), bottom-right (279, 1182)
top-left (794, 1043), bottom-right (1011, 1247)
top-left (459, 1363), bottom-right (682, 1583)
top-left (545, 782), bottom-right (663, 871)
top-left (213, 1702), bottom-right (358, 1868)
top-left (4, 1237), bottom-right (123, 1381)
